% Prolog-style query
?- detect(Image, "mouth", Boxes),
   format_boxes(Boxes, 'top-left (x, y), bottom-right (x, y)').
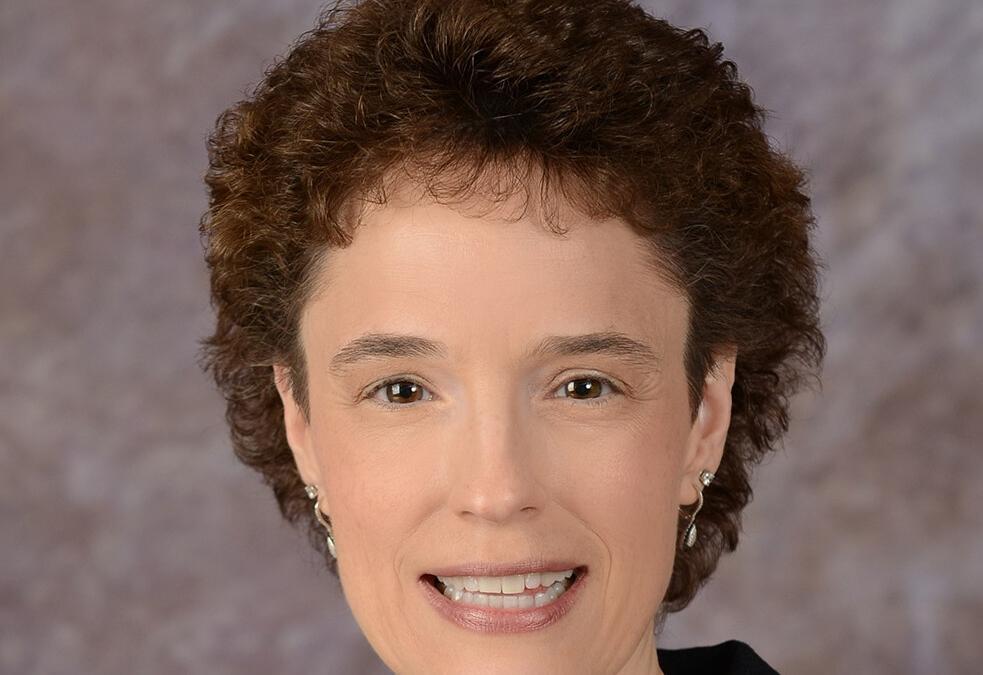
top-left (418, 565), bottom-right (589, 632)
top-left (422, 565), bottom-right (586, 599)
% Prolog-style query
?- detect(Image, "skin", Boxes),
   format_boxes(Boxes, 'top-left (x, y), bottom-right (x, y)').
top-left (273, 175), bottom-right (736, 675)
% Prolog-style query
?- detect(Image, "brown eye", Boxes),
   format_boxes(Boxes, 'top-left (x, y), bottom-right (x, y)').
top-left (366, 377), bottom-right (435, 409)
top-left (564, 378), bottom-right (604, 399)
top-left (553, 375), bottom-right (621, 407)
top-left (385, 380), bottom-right (423, 404)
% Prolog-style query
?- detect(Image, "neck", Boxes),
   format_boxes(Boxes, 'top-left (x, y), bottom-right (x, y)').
top-left (616, 619), bottom-right (664, 675)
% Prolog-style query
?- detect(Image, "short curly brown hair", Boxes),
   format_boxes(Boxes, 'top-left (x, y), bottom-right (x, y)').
top-left (197, 0), bottom-right (826, 618)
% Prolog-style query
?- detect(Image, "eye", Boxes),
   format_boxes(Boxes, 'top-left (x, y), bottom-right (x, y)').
top-left (364, 376), bottom-right (436, 410)
top-left (551, 374), bottom-right (623, 408)
top-left (362, 373), bottom-right (624, 411)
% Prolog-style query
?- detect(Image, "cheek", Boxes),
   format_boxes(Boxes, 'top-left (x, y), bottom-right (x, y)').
top-left (321, 438), bottom-right (421, 656)
top-left (316, 414), bottom-right (444, 588)
top-left (550, 402), bottom-right (686, 597)
top-left (563, 430), bottom-right (679, 557)
top-left (322, 438), bottom-right (418, 568)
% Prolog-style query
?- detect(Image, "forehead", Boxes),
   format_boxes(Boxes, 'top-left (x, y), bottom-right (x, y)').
top-left (301, 183), bottom-right (687, 363)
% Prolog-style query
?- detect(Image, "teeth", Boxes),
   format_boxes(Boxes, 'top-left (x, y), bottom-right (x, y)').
top-left (434, 568), bottom-right (580, 611)
top-left (478, 576), bottom-right (503, 593)
top-left (436, 569), bottom-right (576, 595)
top-left (501, 575), bottom-right (525, 594)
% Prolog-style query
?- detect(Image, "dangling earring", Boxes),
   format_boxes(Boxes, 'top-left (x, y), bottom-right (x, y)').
top-left (305, 484), bottom-right (337, 559)
top-left (678, 469), bottom-right (715, 549)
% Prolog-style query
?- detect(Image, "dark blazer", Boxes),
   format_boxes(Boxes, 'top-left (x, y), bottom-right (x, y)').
top-left (657, 640), bottom-right (779, 674)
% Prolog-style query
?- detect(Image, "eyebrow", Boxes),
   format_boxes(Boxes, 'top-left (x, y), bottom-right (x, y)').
top-left (328, 330), bottom-right (661, 375)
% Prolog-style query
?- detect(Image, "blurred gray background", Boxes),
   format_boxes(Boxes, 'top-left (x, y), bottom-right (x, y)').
top-left (2, 0), bottom-right (981, 673)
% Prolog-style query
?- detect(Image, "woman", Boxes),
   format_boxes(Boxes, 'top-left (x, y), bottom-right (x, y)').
top-left (198, 0), bottom-right (825, 672)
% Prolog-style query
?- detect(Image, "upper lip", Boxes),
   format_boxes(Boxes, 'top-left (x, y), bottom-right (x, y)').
top-left (423, 559), bottom-right (587, 578)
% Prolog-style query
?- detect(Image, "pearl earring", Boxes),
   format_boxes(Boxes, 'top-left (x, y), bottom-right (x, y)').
top-left (679, 469), bottom-right (715, 549)
top-left (304, 484), bottom-right (337, 559)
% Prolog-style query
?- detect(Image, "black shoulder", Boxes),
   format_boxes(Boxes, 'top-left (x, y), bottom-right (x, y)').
top-left (657, 639), bottom-right (780, 675)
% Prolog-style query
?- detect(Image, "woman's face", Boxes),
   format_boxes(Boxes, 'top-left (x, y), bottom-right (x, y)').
top-left (275, 180), bottom-right (735, 675)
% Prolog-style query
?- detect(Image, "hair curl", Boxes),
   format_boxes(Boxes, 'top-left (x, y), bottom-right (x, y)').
top-left (197, 0), bottom-right (826, 619)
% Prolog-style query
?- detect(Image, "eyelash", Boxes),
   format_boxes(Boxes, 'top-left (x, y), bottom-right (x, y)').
top-left (363, 373), bottom-right (624, 411)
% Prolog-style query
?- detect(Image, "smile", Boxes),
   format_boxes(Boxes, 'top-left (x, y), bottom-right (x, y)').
top-left (434, 569), bottom-right (576, 608)
top-left (419, 566), bottom-right (588, 633)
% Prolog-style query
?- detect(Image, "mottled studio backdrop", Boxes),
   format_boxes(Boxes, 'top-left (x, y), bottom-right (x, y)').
top-left (2, 0), bottom-right (981, 673)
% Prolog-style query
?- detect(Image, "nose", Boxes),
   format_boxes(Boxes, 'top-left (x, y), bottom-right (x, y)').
top-left (447, 399), bottom-right (548, 525)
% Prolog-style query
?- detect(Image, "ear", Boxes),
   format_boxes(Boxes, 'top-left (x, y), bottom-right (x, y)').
top-left (677, 348), bottom-right (737, 506)
top-left (272, 363), bottom-right (324, 504)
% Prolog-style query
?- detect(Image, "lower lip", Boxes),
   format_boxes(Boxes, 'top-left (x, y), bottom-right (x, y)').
top-left (418, 568), bottom-right (588, 633)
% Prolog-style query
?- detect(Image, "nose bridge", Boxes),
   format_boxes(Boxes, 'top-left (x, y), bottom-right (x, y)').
top-left (448, 378), bottom-right (547, 524)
